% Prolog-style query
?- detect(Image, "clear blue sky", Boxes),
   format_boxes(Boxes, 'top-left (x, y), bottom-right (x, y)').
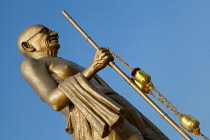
top-left (1, 0), bottom-right (210, 140)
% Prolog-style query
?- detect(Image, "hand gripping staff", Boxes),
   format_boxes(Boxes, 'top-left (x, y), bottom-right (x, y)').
top-left (62, 10), bottom-right (193, 140)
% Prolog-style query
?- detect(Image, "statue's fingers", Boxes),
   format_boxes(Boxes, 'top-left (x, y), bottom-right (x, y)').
top-left (97, 48), bottom-right (106, 56)
top-left (104, 47), bottom-right (109, 51)
top-left (100, 52), bottom-right (111, 58)
top-left (101, 53), bottom-right (114, 61)
top-left (99, 47), bottom-right (109, 49)
top-left (99, 47), bottom-right (110, 53)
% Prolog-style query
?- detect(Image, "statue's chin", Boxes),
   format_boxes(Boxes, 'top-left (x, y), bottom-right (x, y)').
top-left (47, 49), bottom-right (58, 57)
top-left (43, 45), bottom-right (59, 57)
top-left (48, 42), bottom-right (60, 49)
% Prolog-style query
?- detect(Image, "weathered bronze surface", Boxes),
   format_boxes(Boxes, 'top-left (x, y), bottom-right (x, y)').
top-left (18, 24), bottom-right (169, 140)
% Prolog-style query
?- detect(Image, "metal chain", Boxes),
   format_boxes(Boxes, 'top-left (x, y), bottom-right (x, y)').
top-left (109, 50), bottom-right (134, 71)
top-left (150, 84), bottom-right (181, 117)
top-left (148, 89), bottom-right (164, 103)
top-left (200, 133), bottom-right (210, 140)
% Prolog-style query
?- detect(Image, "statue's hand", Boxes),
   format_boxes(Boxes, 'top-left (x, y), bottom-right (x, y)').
top-left (82, 47), bottom-right (114, 80)
top-left (92, 47), bottom-right (114, 71)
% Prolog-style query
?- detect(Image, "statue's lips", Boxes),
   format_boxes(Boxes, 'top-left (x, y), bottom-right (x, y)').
top-left (49, 37), bottom-right (58, 43)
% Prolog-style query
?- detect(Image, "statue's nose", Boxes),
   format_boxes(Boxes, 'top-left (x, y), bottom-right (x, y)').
top-left (49, 30), bottom-right (57, 36)
top-left (50, 31), bottom-right (59, 38)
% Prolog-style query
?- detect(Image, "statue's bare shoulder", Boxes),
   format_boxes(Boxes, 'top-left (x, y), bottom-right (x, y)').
top-left (21, 58), bottom-right (58, 102)
top-left (21, 58), bottom-right (48, 80)
top-left (21, 58), bottom-right (41, 71)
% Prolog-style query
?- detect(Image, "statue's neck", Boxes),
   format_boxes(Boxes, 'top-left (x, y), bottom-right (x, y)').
top-left (27, 52), bottom-right (57, 59)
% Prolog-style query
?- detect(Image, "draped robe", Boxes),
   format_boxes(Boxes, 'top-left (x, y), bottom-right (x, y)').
top-left (58, 73), bottom-right (169, 140)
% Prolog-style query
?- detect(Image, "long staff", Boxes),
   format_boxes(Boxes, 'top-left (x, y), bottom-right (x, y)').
top-left (62, 10), bottom-right (193, 140)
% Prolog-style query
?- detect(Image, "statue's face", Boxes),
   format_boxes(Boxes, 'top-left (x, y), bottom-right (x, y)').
top-left (18, 24), bottom-right (60, 57)
top-left (26, 25), bottom-right (60, 53)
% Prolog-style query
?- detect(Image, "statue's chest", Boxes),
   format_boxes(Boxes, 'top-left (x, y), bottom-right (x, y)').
top-left (46, 59), bottom-right (83, 83)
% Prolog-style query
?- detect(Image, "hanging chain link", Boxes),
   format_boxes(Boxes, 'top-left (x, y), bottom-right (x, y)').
top-left (109, 50), bottom-right (134, 71)
top-left (200, 133), bottom-right (210, 140)
top-left (150, 85), bottom-right (181, 117)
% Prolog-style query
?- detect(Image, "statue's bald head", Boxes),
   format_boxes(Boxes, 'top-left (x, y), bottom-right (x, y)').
top-left (17, 24), bottom-right (45, 57)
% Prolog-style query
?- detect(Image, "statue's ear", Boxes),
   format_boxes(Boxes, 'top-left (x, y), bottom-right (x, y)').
top-left (22, 42), bottom-right (36, 52)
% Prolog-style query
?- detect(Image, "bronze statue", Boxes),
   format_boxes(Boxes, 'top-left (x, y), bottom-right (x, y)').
top-left (18, 24), bottom-right (169, 140)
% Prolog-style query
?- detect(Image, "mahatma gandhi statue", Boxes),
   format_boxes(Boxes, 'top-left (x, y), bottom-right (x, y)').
top-left (18, 24), bottom-right (169, 140)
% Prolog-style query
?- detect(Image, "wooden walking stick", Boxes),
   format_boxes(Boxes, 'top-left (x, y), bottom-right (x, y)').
top-left (62, 10), bottom-right (193, 140)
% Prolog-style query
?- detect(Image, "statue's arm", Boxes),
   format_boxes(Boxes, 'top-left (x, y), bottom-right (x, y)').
top-left (21, 58), bottom-right (70, 111)
top-left (82, 47), bottom-right (114, 80)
